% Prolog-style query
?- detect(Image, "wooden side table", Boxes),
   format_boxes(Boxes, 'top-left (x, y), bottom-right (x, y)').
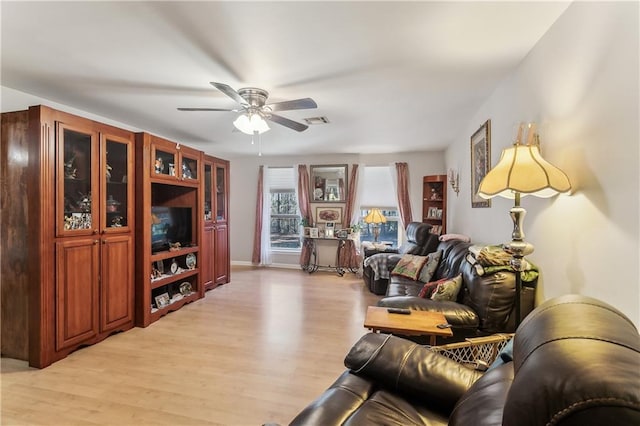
top-left (363, 306), bottom-right (453, 345)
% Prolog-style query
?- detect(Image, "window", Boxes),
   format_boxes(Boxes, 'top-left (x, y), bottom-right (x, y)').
top-left (358, 166), bottom-right (401, 247)
top-left (358, 208), bottom-right (400, 247)
top-left (268, 167), bottom-right (301, 250)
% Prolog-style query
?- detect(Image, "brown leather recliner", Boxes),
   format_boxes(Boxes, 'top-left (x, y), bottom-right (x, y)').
top-left (289, 295), bottom-right (640, 425)
top-left (363, 222), bottom-right (439, 295)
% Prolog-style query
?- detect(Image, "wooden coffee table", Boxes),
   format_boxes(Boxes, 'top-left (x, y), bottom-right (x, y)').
top-left (364, 306), bottom-right (453, 345)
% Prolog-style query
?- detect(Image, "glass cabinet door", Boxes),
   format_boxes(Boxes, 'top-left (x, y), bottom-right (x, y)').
top-left (215, 164), bottom-right (227, 222)
top-left (204, 163), bottom-right (212, 222)
top-left (103, 135), bottom-right (132, 231)
top-left (58, 124), bottom-right (98, 236)
top-left (151, 146), bottom-right (177, 178)
top-left (181, 153), bottom-right (199, 181)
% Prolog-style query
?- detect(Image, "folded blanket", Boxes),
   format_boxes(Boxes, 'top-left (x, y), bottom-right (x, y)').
top-left (466, 246), bottom-right (539, 283)
top-left (469, 244), bottom-right (513, 266)
top-left (363, 254), bottom-right (390, 281)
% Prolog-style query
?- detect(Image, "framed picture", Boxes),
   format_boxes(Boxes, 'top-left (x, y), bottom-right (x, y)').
top-left (309, 228), bottom-right (319, 238)
top-left (155, 292), bottom-right (170, 309)
top-left (316, 206), bottom-right (343, 224)
top-left (325, 222), bottom-right (335, 238)
top-left (471, 119), bottom-right (491, 208)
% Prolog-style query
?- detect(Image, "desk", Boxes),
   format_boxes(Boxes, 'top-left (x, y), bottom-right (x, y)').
top-left (363, 306), bottom-right (453, 345)
top-left (303, 237), bottom-right (356, 276)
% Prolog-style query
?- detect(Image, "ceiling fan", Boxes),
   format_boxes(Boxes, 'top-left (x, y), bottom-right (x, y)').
top-left (178, 82), bottom-right (318, 133)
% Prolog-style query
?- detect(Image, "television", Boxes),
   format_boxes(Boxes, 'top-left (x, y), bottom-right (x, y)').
top-left (151, 206), bottom-right (193, 253)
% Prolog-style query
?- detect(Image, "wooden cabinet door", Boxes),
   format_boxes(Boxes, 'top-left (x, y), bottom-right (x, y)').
top-left (214, 224), bottom-right (229, 285)
top-left (55, 238), bottom-right (99, 351)
top-left (100, 235), bottom-right (134, 332)
top-left (202, 225), bottom-right (215, 291)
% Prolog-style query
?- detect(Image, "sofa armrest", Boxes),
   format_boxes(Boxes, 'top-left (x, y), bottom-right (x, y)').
top-left (377, 297), bottom-right (480, 329)
top-left (344, 333), bottom-right (483, 414)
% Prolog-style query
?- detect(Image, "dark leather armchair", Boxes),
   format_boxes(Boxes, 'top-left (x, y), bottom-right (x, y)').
top-left (290, 295), bottom-right (640, 425)
top-left (363, 222), bottom-right (439, 295)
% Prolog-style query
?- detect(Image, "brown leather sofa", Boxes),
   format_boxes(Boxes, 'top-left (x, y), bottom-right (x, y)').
top-left (366, 238), bottom-right (536, 340)
top-left (289, 295), bottom-right (640, 425)
top-left (363, 222), bottom-right (439, 295)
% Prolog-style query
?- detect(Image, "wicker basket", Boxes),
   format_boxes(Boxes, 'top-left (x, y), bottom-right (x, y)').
top-left (428, 333), bottom-right (514, 370)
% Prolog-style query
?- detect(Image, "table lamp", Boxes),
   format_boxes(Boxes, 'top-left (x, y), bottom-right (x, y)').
top-left (477, 123), bottom-right (571, 327)
top-left (364, 208), bottom-right (387, 242)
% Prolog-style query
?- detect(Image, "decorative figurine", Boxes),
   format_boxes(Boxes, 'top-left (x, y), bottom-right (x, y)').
top-left (155, 157), bottom-right (164, 174)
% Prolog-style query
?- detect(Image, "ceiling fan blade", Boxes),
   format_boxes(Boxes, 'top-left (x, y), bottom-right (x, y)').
top-left (177, 107), bottom-right (236, 112)
top-left (210, 82), bottom-right (248, 106)
top-left (267, 98), bottom-right (317, 112)
top-left (267, 113), bottom-right (309, 132)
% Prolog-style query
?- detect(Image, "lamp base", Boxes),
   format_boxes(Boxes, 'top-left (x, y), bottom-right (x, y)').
top-left (506, 201), bottom-right (534, 328)
top-left (373, 226), bottom-right (381, 242)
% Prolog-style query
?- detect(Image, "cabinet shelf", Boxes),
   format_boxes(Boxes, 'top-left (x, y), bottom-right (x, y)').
top-left (149, 176), bottom-right (199, 188)
top-left (150, 292), bottom-right (199, 321)
top-left (150, 246), bottom-right (198, 262)
top-left (423, 175), bottom-right (447, 236)
top-left (150, 268), bottom-right (199, 290)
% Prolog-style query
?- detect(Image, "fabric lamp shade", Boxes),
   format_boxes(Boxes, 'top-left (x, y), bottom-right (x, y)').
top-left (478, 143), bottom-right (571, 200)
top-left (364, 208), bottom-right (387, 224)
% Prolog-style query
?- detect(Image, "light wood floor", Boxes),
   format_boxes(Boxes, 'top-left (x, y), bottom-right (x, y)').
top-left (1, 267), bottom-right (381, 425)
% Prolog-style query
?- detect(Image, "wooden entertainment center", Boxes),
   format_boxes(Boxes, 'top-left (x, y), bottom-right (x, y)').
top-left (0, 105), bottom-right (230, 367)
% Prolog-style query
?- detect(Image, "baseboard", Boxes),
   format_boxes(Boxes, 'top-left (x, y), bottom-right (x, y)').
top-left (231, 260), bottom-right (302, 271)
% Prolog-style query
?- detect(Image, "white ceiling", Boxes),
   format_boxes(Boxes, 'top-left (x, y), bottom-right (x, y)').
top-left (1, 1), bottom-right (570, 158)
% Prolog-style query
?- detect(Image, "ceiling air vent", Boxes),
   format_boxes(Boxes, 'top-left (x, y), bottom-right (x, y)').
top-left (303, 116), bottom-right (330, 125)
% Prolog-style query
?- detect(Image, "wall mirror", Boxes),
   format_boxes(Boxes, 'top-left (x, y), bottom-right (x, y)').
top-left (310, 164), bottom-right (348, 202)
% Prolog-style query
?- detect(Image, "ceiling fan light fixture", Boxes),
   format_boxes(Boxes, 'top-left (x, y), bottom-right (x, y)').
top-left (233, 112), bottom-right (270, 135)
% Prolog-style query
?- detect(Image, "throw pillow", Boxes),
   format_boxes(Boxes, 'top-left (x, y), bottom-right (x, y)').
top-left (430, 274), bottom-right (463, 302)
top-left (391, 254), bottom-right (428, 281)
top-left (418, 250), bottom-right (443, 283)
top-left (418, 277), bottom-right (449, 298)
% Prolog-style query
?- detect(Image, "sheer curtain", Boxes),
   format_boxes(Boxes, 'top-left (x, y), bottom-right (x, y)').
top-left (252, 165), bottom-right (272, 266)
top-left (251, 166), bottom-right (264, 264)
top-left (295, 164), bottom-right (313, 268)
top-left (391, 162), bottom-right (413, 229)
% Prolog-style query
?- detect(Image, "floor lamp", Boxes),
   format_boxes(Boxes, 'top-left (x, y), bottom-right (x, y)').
top-left (477, 123), bottom-right (571, 328)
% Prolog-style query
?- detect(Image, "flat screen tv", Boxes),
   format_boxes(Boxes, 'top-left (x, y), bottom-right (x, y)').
top-left (151, 206), bottom-right (193, 253)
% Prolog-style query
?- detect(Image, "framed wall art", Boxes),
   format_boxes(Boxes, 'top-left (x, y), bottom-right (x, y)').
top-left (470, 120), bottom-right (491, 208)
top-left (315, 206), bottom-right (342, 224)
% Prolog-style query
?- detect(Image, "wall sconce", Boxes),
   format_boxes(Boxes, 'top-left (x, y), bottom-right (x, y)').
top-left (448, 168), bottom-right (460, 196)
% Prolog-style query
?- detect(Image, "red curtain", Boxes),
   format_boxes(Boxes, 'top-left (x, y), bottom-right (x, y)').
top-left (251, 166), bottom-right (264, 264)
top-left (338, 164), bottom-right (360, 269)
top-left (395, 162), bottom-right (413, 228)
top-left (297, 165), bottom-right (313, 268)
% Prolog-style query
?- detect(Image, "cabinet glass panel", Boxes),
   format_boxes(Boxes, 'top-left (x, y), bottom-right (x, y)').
top-left (105, 139), bottom-right (129, 228)
top-left (216, 165), bottom-right (226, 221)
top-left (204, 164), bottom-right (212, 221)
top-left (62, 129), bottom-right (94, 231)
top-left (154, 149), bottom-right (176, 177)
top-left (181, 155), bottom-right (198, 180)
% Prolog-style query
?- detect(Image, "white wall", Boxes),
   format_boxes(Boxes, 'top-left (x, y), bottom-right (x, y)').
top-left (446, 2), bottom-right (640, 326)
top-left (227, 152), bottom-right (444, 266)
